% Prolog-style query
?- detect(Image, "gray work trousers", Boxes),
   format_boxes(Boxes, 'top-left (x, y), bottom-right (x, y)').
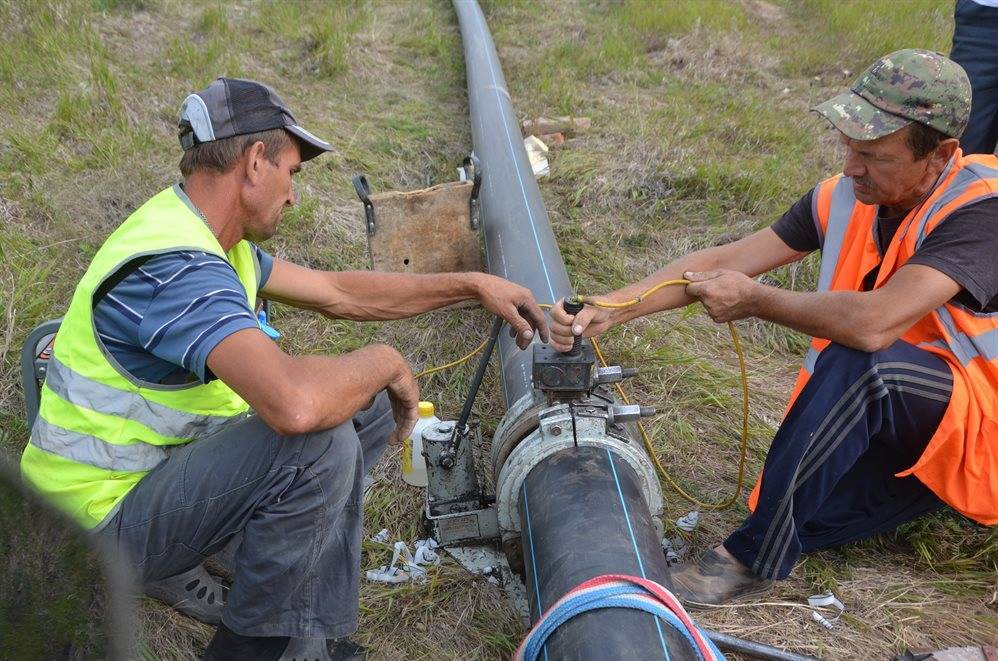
top-left (95, 392), bottom-right (394, 639)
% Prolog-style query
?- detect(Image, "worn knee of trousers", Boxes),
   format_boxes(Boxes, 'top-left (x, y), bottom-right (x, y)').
top-left (291, 424), bottom-right (364, 510)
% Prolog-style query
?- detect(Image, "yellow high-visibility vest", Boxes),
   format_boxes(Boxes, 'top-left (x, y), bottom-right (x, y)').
top-left (21, 185), bottom-right (259, 528)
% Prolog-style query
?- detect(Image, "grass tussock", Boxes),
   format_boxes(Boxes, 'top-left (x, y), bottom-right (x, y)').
top-left (1, 0), bottom-right (994, 659)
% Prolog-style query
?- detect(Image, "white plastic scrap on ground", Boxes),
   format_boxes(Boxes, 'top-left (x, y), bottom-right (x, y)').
top-left (523, 135), bottom-right (550, 177)
top-left (413, 538), bottom-right (439, 566)
top-left (661, 536), bottom-right (689, 566)
top-left (662, 537), bottom-right (690, 567)
top-left (369, 528), bottom-right (391, 544)
top-left (365, 537), bottom-right (441, 585)
top-left (676, 510), bottom-right (700, 532)
top-left (807, 591), bottom-right (845, 629)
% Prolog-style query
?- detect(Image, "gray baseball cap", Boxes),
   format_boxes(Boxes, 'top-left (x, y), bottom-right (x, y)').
top-left (178, 77), bottom-right (332, 161)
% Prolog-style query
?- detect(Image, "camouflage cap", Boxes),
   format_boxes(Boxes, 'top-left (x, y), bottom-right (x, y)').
top-left (812, 49), bottom-right (971, 141)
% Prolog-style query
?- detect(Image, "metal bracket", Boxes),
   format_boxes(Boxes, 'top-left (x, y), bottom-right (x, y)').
top-left (352, 174), bottom-right (376, 236)
top-left (462, 154), bottom-right (482, 231)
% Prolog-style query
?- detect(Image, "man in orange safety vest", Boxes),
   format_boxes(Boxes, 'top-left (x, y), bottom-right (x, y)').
top-left (551, 49), bottom-right (997, 605)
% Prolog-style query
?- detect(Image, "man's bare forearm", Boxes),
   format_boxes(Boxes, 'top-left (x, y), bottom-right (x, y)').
top-left (601, 248), bottom-right (721, 325)
top-left (283, 344), bottom-right (408, 432)
top-left (209, 335), bottom-right (413, 437)
top-left (315, 271), bottom-right (485, 320)
top-left (750, 284), bottom-right (882, 350)
top-left (597, 229), bottom-right (807, 329)
top-left (600, 239), bottom-right (780, 326)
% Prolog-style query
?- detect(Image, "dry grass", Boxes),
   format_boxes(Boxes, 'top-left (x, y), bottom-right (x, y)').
top-left (1, 0), bottom-right (995, 659)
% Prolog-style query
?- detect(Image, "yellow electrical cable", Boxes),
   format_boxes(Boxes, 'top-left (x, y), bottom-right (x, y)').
top-left (414, 336), bottom-right (490, 380)
top-left (579, 280), bottom-right (750, 510)
top-left (414, 279), bottom-right (752, 510)
top-left (578, 278), bottom-right (692, 309)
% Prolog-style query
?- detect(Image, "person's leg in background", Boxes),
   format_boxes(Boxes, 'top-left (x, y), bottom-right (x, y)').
top-left (952, 0), bottom-right (998, 155)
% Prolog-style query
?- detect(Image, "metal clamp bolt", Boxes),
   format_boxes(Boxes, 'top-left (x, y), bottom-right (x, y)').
top-left (607, 404), bottom-right (656, 425)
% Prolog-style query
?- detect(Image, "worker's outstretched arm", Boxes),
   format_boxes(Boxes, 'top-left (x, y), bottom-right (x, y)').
top-left (207, 328), bottom-right (420, 441)
top-left (549, 227), bottom-right (807, 351)
top-left (262, 259), bottom-right (548, 349)
top-left (684, 264), bottom-right (961, 352)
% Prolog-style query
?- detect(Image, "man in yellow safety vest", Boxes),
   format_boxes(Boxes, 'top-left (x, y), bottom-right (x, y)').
top-left (21, 77), bottom-right (548, 660)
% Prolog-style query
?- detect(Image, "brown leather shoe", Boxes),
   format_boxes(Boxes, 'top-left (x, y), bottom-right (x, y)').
top-left (670, 548), bottom-right (773, 609)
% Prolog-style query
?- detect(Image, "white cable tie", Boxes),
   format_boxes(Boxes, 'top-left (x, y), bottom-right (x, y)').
top-left (811, 610), bottom-right (835, 629)
top-left (807, 591), bottom-right (845, 629)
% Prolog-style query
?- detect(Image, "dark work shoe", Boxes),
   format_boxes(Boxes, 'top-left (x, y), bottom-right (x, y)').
top-left (144, 564), bottom-right (227, 624)
top-left (670, 548), bottom-right (772, 609)
top-left (204, 622), bottom-right (289, 661)
top-left (279, 636), bottom-right (367, 661)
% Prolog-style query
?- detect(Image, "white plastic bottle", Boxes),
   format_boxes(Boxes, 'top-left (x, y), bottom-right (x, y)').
top-left (402, 401), bottom-right (439, 487)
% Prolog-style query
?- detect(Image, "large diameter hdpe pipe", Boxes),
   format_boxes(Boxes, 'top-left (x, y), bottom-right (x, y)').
top-left (520, 447), bottom-right (696, 658)
top-left (452, 0), bottom-right (572, 408)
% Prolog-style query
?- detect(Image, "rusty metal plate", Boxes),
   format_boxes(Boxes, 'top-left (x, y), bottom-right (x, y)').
top-left (364, 180), bottom-right (482, 274)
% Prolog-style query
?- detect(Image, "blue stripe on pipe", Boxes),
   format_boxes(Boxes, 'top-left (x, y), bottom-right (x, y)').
top-left (470, 2), bottom-right (557, 304)
top-left (606, 449), bottom-right (671, 659)
top-left (521, 481), bottom-right (549, 661)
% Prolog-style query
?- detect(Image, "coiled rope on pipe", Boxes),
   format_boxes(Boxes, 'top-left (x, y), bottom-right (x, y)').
top-left (513, 573), bottom-right (725, 661)
top-left (414, 280), bottom-right (752, 511)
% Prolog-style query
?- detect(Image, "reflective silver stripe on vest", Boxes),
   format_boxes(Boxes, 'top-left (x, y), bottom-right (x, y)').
top-left (911, 161), bottom-right (995, 249)
top-left (803, 346), bottom-right (820, 373)
top-left (816, 177), bottom-right (855, 292)
top-left (810, 186), bottom-right (824, 247)
top-left (30, 415), bottom-right (169, 472)
top-left (920, 306), bottom-right (998, 366)
top-left (45, 355), bottom-right (247, 439)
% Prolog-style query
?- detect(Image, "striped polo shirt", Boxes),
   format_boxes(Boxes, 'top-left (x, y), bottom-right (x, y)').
top-left (92, 224), bottom-right (274, 385)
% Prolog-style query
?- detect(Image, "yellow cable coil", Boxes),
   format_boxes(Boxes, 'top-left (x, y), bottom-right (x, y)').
top-left (414, 279), bottom-right (752, 510)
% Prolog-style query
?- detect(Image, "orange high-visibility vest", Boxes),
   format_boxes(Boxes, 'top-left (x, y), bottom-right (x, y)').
top-left (748, 151), bottom-right (998, 525)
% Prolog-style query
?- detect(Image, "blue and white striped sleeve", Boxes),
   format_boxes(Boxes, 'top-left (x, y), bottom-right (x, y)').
top-left (136, 251), bottom-right (262, 383)
top-left (252, 243), bottom-right (275, 289)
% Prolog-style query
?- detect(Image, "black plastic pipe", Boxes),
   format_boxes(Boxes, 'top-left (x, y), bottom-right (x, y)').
top-left (520, 447), bottom-right (697, 658)
top-left (452, 5), bottom-right (818, 660)
top-left (453, 2), bottom-right (691, 658)
top-left (452, 0), bottom-right (573, 409)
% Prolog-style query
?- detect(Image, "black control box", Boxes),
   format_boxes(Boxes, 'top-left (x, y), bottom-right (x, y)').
top-left (532, 343), bottom-right (595, 393)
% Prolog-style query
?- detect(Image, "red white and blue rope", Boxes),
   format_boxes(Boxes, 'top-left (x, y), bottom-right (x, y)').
top-left (514, 574), bottom-right (724, 661)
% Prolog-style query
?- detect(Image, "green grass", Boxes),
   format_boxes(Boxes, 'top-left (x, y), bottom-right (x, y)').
top-left (2, 0), bottom-right (994, 658)
top-left (775, 0), bottom-right (954, 76)
top-left (252, 1), bottom-right (367, 79)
